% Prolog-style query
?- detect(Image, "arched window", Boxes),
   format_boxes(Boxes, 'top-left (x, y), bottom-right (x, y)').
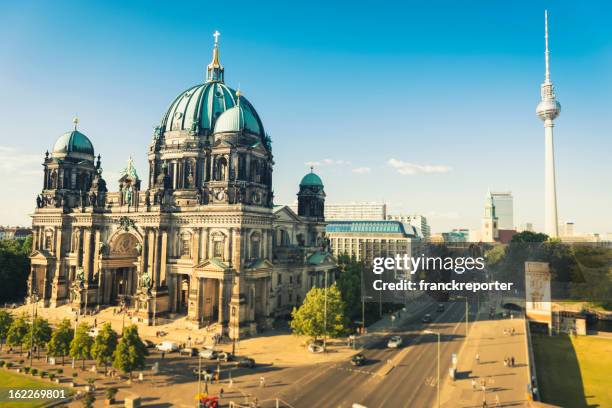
top-left (44, 230), bottom-right (53, 250)
top-left (211, 232), bottom-right (226, 259)
top-left (250, 232), bottom-right (261, 260)
top-left (180, 232), bottom-right (191, 257)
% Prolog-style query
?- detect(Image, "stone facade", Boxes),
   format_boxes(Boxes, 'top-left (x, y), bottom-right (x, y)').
top-left (28, 36), bottom-right (336, 338)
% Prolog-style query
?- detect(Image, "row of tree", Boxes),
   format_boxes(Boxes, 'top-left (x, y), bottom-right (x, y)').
top-left (0, 310), bottom-right (148, 378)
top-left (0, 237), bottom-right (31, 303)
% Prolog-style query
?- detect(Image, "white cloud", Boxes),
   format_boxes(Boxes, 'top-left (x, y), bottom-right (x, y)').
top-left (351, 167), bottom-right (371, 174)
top-left (0, 146), bottom-right (41, 177)
top-left (305, 158), bottom-right (351, 168)
top-left (387, 158), bottom-right (451, 175)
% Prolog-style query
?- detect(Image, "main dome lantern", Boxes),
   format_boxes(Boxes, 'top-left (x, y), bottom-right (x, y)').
top-left (160, 32), bottom-right (265, 138)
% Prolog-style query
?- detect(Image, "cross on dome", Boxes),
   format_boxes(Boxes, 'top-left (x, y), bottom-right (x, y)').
top-left (213, 30), bottom-right (220, 44)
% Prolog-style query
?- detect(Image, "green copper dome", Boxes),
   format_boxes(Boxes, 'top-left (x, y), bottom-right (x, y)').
top-left (214, 102), bottom-right (262, 135)
top-left (52, 130), bottom-right (94, 156)
top-left (300, 172), bottom-right (323, 187)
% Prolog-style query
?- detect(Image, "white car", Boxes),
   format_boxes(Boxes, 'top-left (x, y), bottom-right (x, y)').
top-left (87, 327), bottom-right (100, 337)
top-left (198, 349), bottom-right (218, 359)
top-left (156, 341), bottom-right (178, 352)
top-left (387, 336), bottom-right (403, 348)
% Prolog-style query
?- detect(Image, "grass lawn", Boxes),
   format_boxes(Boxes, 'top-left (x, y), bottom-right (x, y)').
top-left (0, 370), bottom-right (70, 408)
top-left (532, 334), bottom-right (612, 408)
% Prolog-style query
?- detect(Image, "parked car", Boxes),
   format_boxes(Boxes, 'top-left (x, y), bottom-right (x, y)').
top-left (236, 357), bottom-right (255, 368)
top-left (156, 341), bottom-right (179, 352)
top-left (387, 336), bottom-right (403, 348)
top-left (218, 351), bottom-right (233, 362)
top-left (192, 367), bottom-right (213, 381)
top-left (179, 347), bottom-right (198, 356)
top-left (437, 304), bottom-right (445, 312)
top-left (198, 349), bottom-right (218, 360)
top-left (350, 353), bottom-right (366, 366)
top-left (143, 339), bottom-right (156, 349)
top-left (87, 327), bottom-right (100, 337)
top-left (422, 313), bottom-right (432, 323)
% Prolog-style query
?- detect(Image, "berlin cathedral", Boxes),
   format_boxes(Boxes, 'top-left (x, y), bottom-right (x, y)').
top-left (28, 33), bottom-right (336, 338)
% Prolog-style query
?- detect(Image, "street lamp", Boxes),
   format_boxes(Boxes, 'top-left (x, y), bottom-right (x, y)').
top-left (323, 270), bottom-right (328, 351)
top-left (29, 291), bottom-right (39, 367)
top-left (423, 329), bottom-right (441, 408)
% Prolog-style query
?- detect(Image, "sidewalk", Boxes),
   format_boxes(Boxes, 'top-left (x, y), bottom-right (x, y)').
top-left (441, 311), bottom-right (530, 408)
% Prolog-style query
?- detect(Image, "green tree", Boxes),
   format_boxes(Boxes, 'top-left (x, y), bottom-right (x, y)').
top-left (112, 325), bottom-right (147, 379)
top-left (0, 310), bottom-right (13, 350)
top-left (290, 283), bottom-right (346, 340)
top-left (336, 254), bottom-right (363, 321)
top-left (91, 323), bottom-right (118, 374)
top-left (6, 315), bottom-right (29, 354)
top-left (70, 323), bottom-right (92, 369)
top-left (0, 236), bottom-right (32, 303)
top-left (47, 319), bottom-right (73, 365)
top-left (510, 231), bottom-right (549, 243)
top-left (24, 317), bottom-right (52, 359)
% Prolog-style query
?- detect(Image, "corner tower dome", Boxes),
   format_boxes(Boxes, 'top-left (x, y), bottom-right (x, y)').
top-left (160, 31), bottom-right (265, 137)
top-left (52, 117), bottom-right (94, 159)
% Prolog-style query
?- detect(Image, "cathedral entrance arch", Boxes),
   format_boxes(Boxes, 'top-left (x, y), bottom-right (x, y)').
top-left (102, 231), bottom-right (141, 306)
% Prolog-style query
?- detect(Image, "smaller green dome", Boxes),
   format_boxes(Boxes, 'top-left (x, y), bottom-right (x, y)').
top-left (300, 172), bottom-right (323, 187)
top-left (214, 104), bottom-right (261, 135)
top-left (53, 130), bottom-right (94, 156)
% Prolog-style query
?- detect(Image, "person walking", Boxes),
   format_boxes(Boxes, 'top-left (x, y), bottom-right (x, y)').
top-left (475, 353), bottom-right (480, 364)
top-left (471, 379), bottom-right (477, 390)
top-left (511, 356), bottom-right (515, 367)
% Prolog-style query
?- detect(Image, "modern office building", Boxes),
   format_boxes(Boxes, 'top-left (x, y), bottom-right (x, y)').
top-left (386, 214), bottom-right (430, 240)
top-left (323, 203), bottom-right (387, 221)
top-left (0, 226), bottom-right (32, 240)
top-left (326, 220), bottom-right (419, 263)
top-left (490, 192), bottom-right (514, 230)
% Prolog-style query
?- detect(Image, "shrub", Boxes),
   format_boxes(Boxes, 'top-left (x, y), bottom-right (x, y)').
top-left (105, 387), bottom-right (118, 400)
top-left (30, 368), bottom-right (38, 375)
top-left (57, 368), bottom-right (63, 374)
top-left (72, 372), bottom-right (78, 378)
top-left (6, 362), bottom-right (13, 368)
top-left (41, 371), bottom-right (48, 378)
top-left (18, 359), bottom-right (24, 365)
top-left (49, 373), bottom-right (55, 380)
top-left (23, 366), bottom-right (30, 373)
top-left (82, 392), bottom-right (95, 408)
top-left (0, 360), bottom-right (5, 367)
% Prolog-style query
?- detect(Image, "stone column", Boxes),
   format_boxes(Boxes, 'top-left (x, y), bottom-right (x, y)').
top-left (218, 279), bottom-right (225, 325)
top-left (159, 229), bottom-right (168, 286)
top-left (192, 227), bottom-right (200, 263)
top-left (83, 228), bottom-right (92, 282)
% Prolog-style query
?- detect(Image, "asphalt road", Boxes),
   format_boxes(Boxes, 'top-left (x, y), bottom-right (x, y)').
top-left (278, 299), bottom-right (478, 408)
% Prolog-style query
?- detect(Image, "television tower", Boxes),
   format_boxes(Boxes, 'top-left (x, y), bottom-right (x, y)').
top-left (536, 10), bottom-right (561, 238)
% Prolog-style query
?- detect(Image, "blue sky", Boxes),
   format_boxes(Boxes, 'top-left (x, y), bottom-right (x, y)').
top-left (1, 0), bottom-right (611, 234)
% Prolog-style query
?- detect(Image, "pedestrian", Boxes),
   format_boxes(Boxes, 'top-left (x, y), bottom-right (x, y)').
top-left (511, 356), bottom-right (515, 367)
top-left (475, 353), bottom-right (480, 364)
top-left (259, 376), bottom-right (265, 388)
top-left (161, 351), bottom-right (165, 360)
top-left (503, 357), bottom-right (507, 367)
top-left (495, 394), bottom-right (501, 407)
top-left (219, 388), bottom-right (224, 398)
top-left (94, 318), bottom-right (97, 327)
top-left (471, 379), bottom-right (476, 390)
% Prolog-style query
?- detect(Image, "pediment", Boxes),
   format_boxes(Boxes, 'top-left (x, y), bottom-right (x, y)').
top-left (273, 206), bottom-right (301, 223)
top-left (195, 258), bottom-right (229, 272)
top-left (245, 258), bottom-right (274, 270)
